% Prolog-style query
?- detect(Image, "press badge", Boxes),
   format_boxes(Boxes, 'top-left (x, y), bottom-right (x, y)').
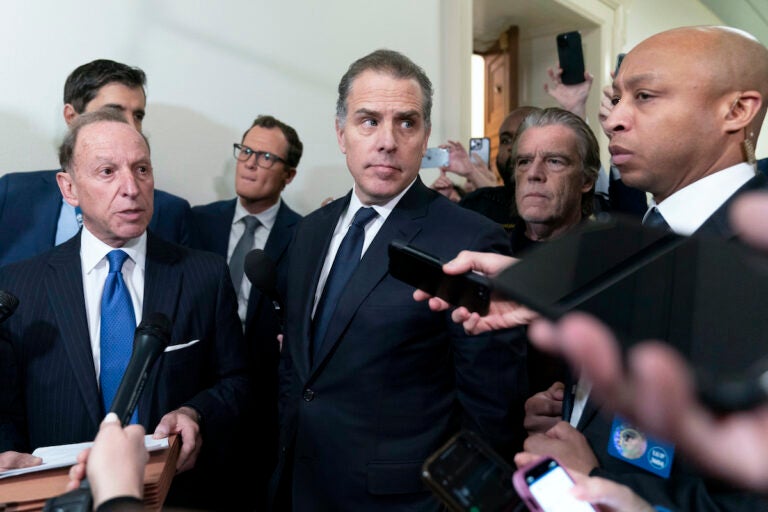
top-left (606, 415), bottom-right (675, 478)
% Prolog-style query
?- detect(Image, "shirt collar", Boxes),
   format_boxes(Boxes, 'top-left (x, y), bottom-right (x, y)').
top-left (348, 177), bottom-right (417, 222)
top-left (652, 162), bottom-right (756, 236)
top-left (233, 198), bottom-right (281, 231)
top-left (80, 226), bottom-right (147, 274)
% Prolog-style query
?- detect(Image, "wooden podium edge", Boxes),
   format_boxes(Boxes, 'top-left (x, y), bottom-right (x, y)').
top-left (0, 434), bottom-right (180, 512)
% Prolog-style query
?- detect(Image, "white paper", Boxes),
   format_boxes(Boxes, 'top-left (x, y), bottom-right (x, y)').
top-left (0, 435), bottom-right (168, 479)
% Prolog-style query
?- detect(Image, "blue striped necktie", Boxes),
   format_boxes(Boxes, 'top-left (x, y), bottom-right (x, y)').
top-left (100, 249), bottom-right (138, 423)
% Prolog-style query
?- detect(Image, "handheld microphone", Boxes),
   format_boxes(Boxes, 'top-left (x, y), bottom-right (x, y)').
top-left (0, 290), bottom-right (19, 323)
top-left (109, 312), bottom-right (172, 426)
top-left (244, 249), bottom-right (284, 327)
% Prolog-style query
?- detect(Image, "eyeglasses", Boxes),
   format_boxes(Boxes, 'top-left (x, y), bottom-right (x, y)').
top-left (233, 143), bottom-right (288, 169)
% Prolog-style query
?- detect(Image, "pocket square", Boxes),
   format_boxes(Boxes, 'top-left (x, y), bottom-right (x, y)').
top-left (164, 339), bottom-right (200, 352)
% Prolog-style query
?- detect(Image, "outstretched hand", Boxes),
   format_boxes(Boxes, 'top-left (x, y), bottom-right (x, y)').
top-left (543, 66), bottom-right (593, 120)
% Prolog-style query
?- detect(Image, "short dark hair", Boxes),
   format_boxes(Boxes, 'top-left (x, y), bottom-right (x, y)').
top-left (63, 59), bottom-right (147, 113)
top-left (336, 49), bottom-right (433, 128)
top-left (513, 107), bottom-right (600, 217)
top-left (243, 115), bottom-right (304, 169)
top-left (59, 110), bottom-right (150, 172)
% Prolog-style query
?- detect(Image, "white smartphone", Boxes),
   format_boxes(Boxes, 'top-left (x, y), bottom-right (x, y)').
top-left (421, 147), bottom-right (450, 168)
top-left (512, 457), bottom-right (597, 512)
top-left (469, 137), bottom-right (491, 167)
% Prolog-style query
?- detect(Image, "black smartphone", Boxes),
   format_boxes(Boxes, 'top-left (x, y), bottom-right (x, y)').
top-left (469, 137), bottom-right (491, 168)
top-left (422, 430), bottom-right (521, 512)
top-left (388, 240), bottom-right (492, 316)
top-left (512, 457), bottom-right (597, 512)
top-left (556, 31), bottom-right (586, 85)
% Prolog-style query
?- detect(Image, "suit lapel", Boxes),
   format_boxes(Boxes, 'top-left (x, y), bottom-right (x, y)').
top-left (47, 235), bottom-right (103, 427)
top-left (695, 173), bottom-right (767, 238)
top-left (139, 232), bottom-right (183, 421)
top-left (212, 200), bottom-right (237, 256)
top-left (311, 180), bottom-right (431, 371)
top-left (41, 171), bottom-right (66, 249)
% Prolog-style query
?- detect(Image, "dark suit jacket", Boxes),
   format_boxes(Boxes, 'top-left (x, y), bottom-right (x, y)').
top-left (274, 178), bottom-right (527, 511)
top-left (191, 197), bottom-right (301, 508)
top-left (0, 170), bottom-right (194, 267)
top-left (577, 172), bottom-right (768, 510)
top-left (0, 231), bottom-right (250, 508)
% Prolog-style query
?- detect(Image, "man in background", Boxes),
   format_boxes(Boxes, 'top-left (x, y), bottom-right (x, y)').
top-left (191, 114), bottom-right (302, 507)
top-left (0, 59), bottom-right (192, 267)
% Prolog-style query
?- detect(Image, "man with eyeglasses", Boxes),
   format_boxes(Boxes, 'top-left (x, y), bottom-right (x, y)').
top-left (191, 113), bottom-right (302, 508)
top-left (0, 59), bottom-right (193, 267)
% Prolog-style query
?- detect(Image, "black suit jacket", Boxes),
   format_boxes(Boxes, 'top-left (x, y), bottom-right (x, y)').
top-left (577, 172), bottom-right (768, 510)
top-left (275, 178), bottom-right (527, 511)
top-left (191, 197), bottom-right (301, 508)
top-left (0, 231), bottom-right (250, 507)
top-left (0, 170), bottom-right (194, 267)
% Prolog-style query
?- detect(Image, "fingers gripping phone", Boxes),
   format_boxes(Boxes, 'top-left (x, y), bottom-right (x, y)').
top-left (513, 457), bottom-right (597, 512)
top-left (556, 31), bottom-right (586, 85)
top-left (422, 147), bottom-right (450, 168)
top-left (388, 240), bottom-right (492, 315)
top-left (422, 430), bottom-right (521, 512)
top-left (470, 137), bottom-right (491, 168)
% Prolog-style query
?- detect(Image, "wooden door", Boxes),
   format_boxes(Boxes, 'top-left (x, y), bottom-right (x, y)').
top-left (478, 26), bottom-right (519, 175)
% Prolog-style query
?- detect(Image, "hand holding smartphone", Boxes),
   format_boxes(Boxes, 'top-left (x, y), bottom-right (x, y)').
top-left (388, 240), bottom-right (492, 315)
top-left (513, 457), bottom-right (597, 512)
top-left (469, 137), bottom-right (491, 168)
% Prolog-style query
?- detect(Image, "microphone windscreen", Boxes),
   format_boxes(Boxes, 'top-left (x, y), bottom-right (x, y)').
top-left (245, 249), bottom-right (278, 294)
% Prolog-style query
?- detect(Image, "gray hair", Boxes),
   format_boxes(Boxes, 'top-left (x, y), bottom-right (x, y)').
top-left (513, 107), bottom-right (600, 217)
top-left (336, 49), bottom-right (433, 128)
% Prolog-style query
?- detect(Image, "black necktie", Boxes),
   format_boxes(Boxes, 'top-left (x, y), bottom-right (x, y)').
top-left (312, 207), bottom-right (378, 361)
top-left (643, 207), bottom-right (671, 232)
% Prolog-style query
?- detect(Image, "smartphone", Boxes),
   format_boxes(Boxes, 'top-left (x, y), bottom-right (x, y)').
top-left (422, 147), bottom-right (450, 168)
top-left (469, 137), bottom-right (491, 168)
top-left (422, 430), bottom-right (521, 512)
top-left (513, 457), bottom-right (597, 512)
top-left (388, 240), bottom-right (492, 315)
top-left (556, 31), bottom-right (586, 85)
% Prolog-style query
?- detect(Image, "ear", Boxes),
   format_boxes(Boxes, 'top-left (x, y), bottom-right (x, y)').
top-left (422, 125), bottom-right (431, 154)
top-left (56, 170), bottom-right (79, 207)
top-left (581, 172), bottom-right (597, 194)
top-left (335, 118), bottom-right (346, 154)
top-left (283, 167), bottom-right (297, 186)
top-left (723, 90), bottom-right (763, 133)
top-left (63, 104), bottom-right (79, 127)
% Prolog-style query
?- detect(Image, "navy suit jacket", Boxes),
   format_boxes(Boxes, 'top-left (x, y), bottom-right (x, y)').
top-left (275, 178), bottom-right (527, 511)
top-left (0, 230), bottom-right (250, 506)
top-left (576, 172), bottom-right (768, 510)
top-left (0, 170), bottom-right (194, 267)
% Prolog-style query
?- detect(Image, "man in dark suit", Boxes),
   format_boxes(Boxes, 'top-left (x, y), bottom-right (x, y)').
top-left (0, 59), bottom-right (192, 268)
top-left (0, 110), bottom-right (250, 509)
top-left (272, 49), bottom-right (526, 511)
top-left (513, 26), bottom-right (768, 510)
top-left (191, 114), bottom-right (302, 507)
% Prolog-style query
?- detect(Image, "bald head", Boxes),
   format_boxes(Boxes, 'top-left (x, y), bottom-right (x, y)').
top-left (634, 26), bottom-right (768, 134)
top-left (606, 25), bottom-right (768, 202)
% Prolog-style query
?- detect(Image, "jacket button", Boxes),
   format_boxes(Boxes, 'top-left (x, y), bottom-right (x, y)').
top-left (303, 388), bottom-right (315, 402)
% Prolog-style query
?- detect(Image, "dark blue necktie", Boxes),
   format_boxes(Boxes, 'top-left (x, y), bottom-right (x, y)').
top-left (100, 250), bottom-right (138, 423)
top-left (643, 207), bottom-right (671, 232)
top-left (312, 207), bottom-right (378, 361)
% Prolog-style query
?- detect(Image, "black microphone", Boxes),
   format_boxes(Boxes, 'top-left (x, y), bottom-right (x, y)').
top-left (109, 312), bottom-right (172, 426)
top-left (244, 249), bottom-right (284, 328)
top-left (0, 290), bottom-right (19, 323)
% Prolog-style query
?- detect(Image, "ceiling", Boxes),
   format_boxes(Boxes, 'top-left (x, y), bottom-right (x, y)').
top-left (473, 0), bottom-right (768, 52)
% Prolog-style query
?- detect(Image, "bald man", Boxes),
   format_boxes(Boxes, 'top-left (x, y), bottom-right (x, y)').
top-left (515, 26), bottom-right (768, 511)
